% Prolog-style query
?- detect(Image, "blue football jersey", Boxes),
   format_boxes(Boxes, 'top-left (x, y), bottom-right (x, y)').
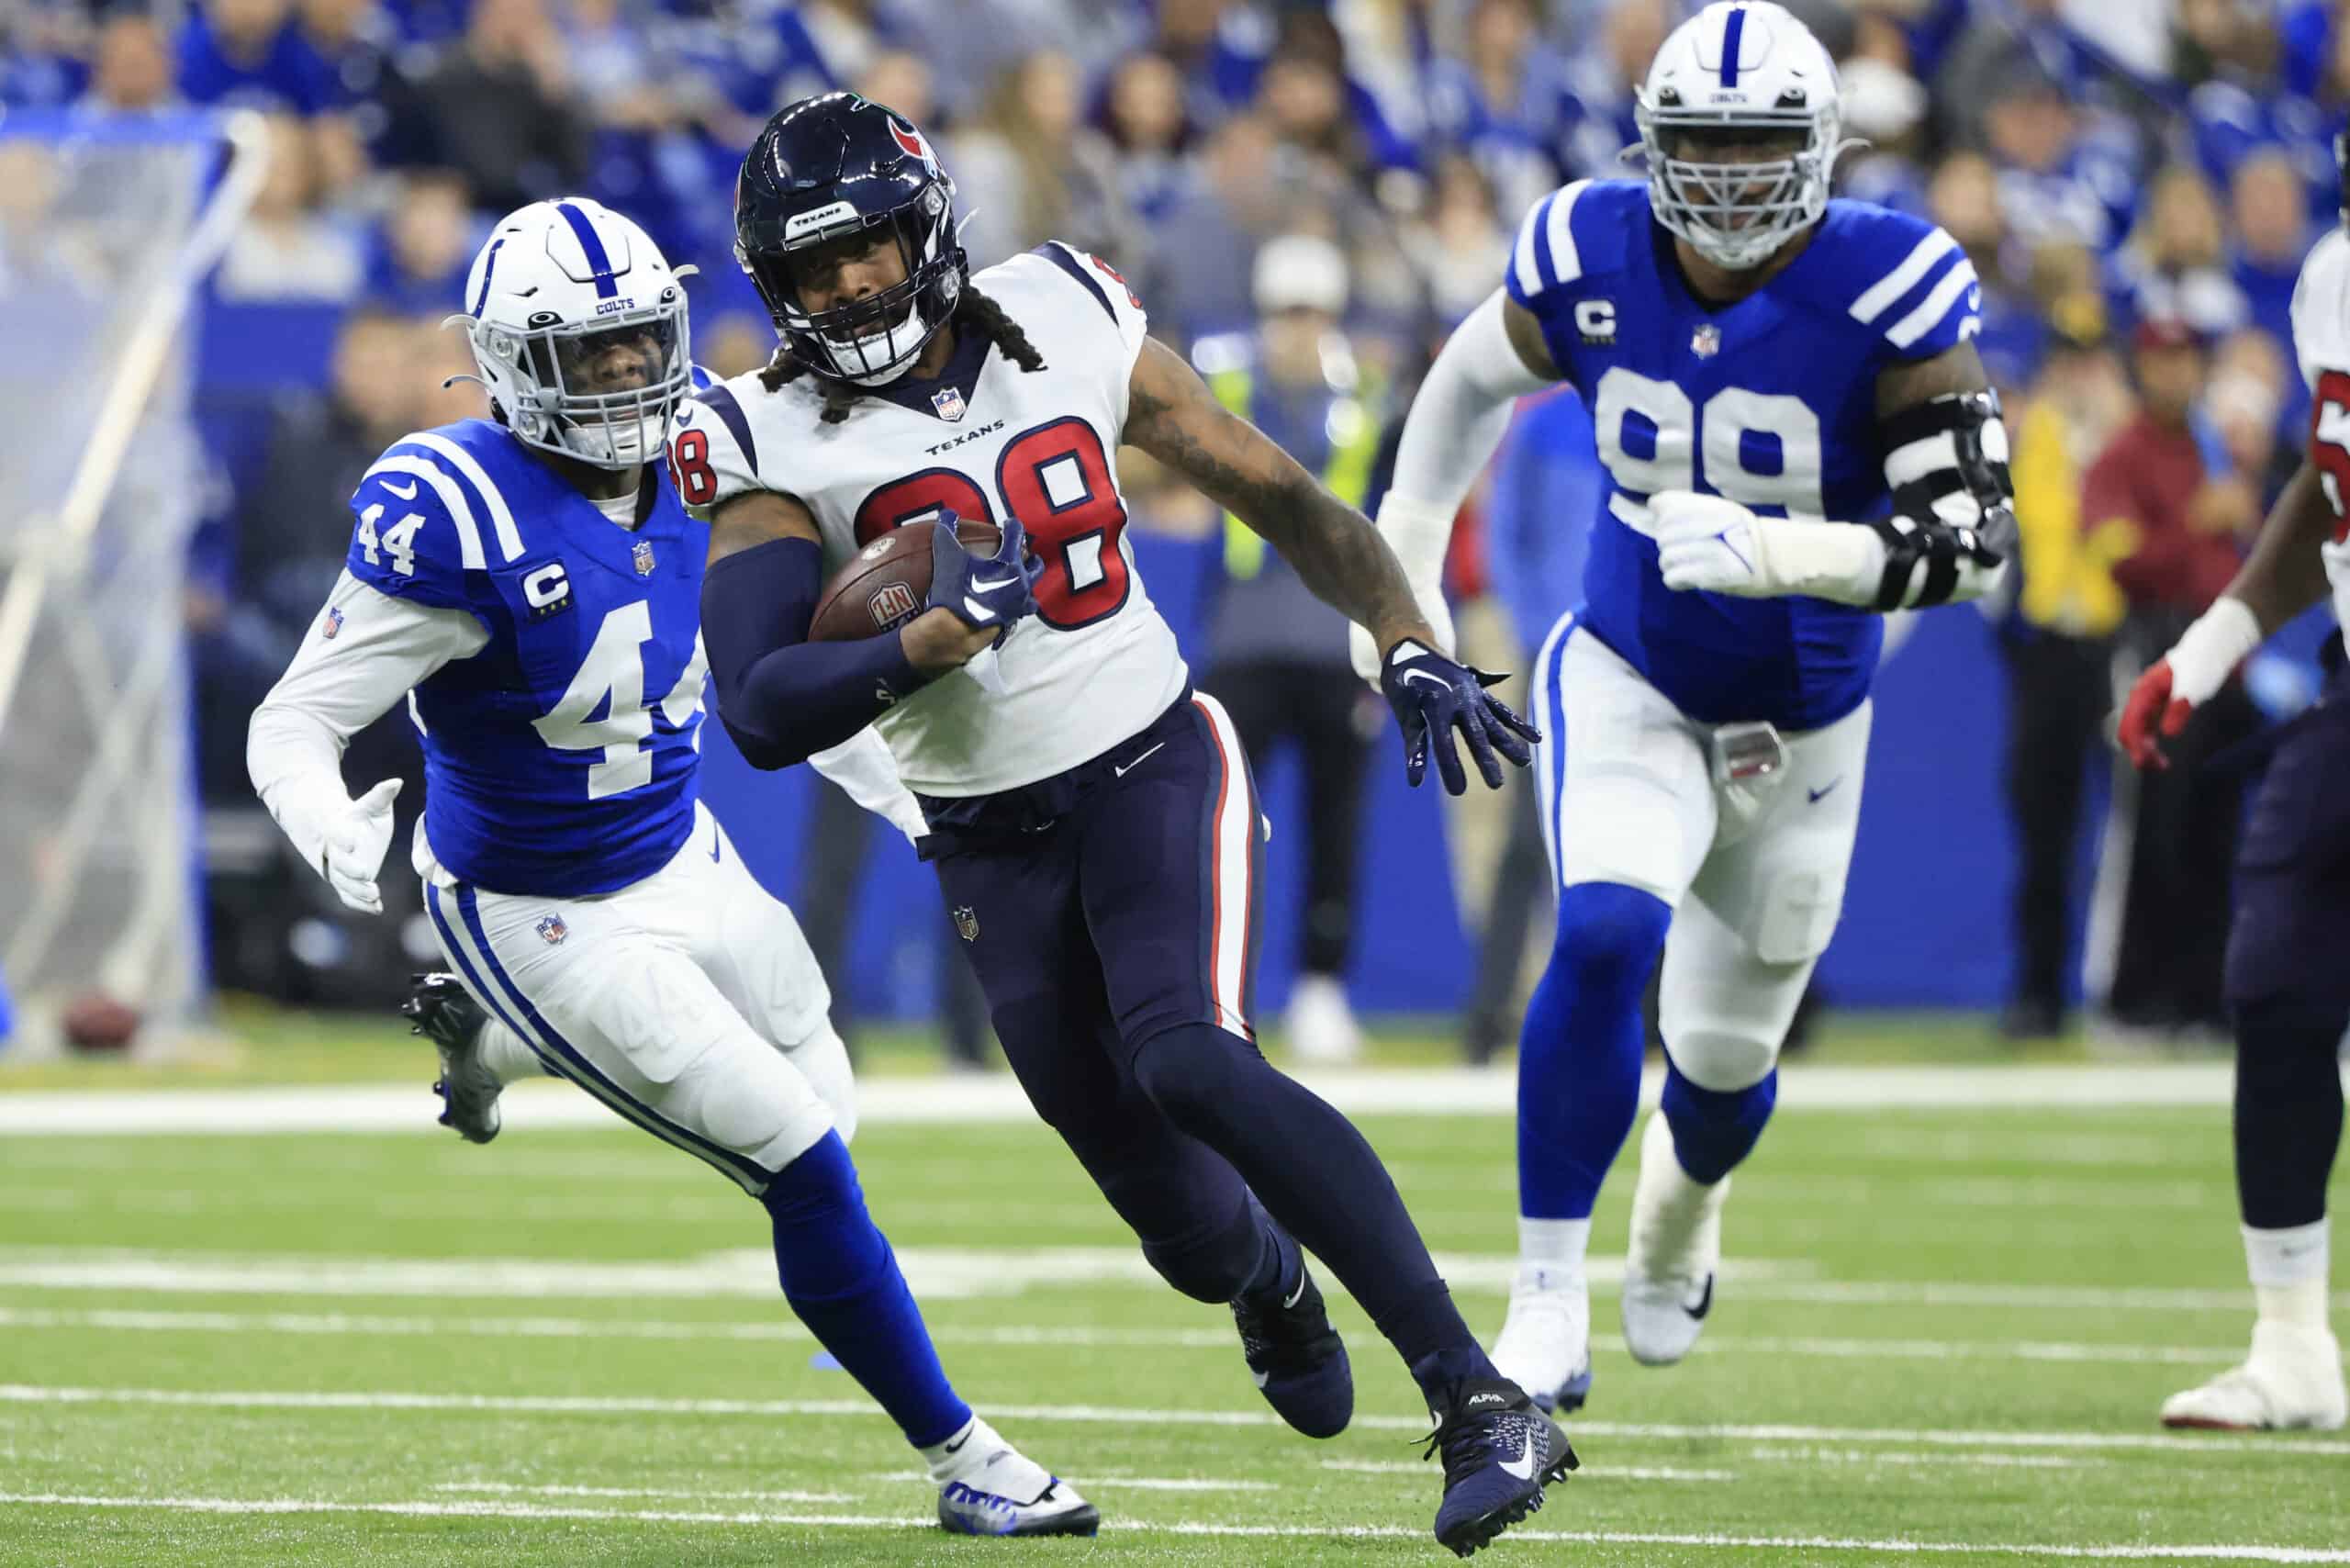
top-left (345, 419), bottom-right (709, 897)
top-left (1507, 180), bottom-right (1983, 729)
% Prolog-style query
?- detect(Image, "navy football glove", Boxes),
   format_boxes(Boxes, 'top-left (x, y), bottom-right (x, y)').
top-left (1380, 639), bottom-right (1540, 795)
top-left (928, 510), bottom-right (1042, 636)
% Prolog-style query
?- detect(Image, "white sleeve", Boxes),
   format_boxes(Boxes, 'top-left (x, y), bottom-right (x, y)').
top-left (807, 729), bottom-right (929, 847)
top-left (1382, 288), bottom-right (1556, 578)
top-left (247, 569), bottom-right (489, 871)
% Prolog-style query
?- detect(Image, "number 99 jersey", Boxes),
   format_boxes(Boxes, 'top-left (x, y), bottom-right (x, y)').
top-left (673, 243), bottom-right (1187, 797)
top-left (1509, 180), bottom-right (1983, 731)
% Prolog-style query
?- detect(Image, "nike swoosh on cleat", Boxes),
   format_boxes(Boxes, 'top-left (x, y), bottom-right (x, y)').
top-left (383, 478), bottom-right (419, 499)
top-left (1113, 741), bottom-right (1166, 778)
top-left (943, 1429), bottom-right (973, 1455)
top-left (1808, 778), bottom-right (1842, 803)
top-left (1685, 1275), bottom-right (1714, 1321)
top-left (1499, 1432), bottom-right (1538, 1482)
top-left (1281, 1273), bottom-right (1308, 1311)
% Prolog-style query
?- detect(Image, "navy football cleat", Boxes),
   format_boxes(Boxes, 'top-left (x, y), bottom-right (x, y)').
top-left (1231, 1258), bottom-right (1354, 1438)
top-left (401, 972), bottom-right (501, 1144)
top-left (1417, 1369), bottom-right (1578, 1558)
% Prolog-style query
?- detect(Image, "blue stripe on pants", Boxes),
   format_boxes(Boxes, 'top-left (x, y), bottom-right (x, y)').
top-left (442, 884), bottom-right (770, 1192)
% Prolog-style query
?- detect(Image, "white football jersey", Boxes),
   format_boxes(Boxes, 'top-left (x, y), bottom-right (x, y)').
top-left (2290, 225), bottom-right (2350, 655)
top-left (678, 242), bottom-right (1187, 796)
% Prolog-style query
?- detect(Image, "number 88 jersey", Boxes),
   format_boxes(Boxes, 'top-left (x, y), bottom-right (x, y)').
top-left (2288, 225), bottom-right (2350, 658)
top-left (676, 242), bottom-right (1187, 796)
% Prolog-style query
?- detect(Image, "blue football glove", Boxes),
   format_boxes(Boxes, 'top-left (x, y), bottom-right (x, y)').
top-left (1379, 639), bottom-right (1540, 795)
top-left (927, 510), bottom-right (1042, 639)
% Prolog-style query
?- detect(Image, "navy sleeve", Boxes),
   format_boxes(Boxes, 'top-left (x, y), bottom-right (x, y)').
top-left (700, 538), bottom-right (929, 770)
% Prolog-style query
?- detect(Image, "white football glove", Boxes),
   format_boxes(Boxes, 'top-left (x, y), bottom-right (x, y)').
top-left (318, 778), bottom-right (402, 914)
top-left (1653, 489), bottom-right (1877, 603)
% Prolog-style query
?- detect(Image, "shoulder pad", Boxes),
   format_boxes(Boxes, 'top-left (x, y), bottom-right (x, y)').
top-left (1813, 203), bottom-right (1982, 358)
top-left (346, 425), bottom-right (520, 609)
top-left (1506, 180), bottom-right (1644, 310)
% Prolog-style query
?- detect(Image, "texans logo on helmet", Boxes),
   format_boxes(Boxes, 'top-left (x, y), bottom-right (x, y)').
top-left (890, 118), bottom-right (933, 167)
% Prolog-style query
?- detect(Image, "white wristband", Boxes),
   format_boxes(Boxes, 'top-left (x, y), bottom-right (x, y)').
top-left (2166, 597), bottom-right (2263, 705)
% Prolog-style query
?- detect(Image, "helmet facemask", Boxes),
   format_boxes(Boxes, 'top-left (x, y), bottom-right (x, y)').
top-left (741, 183), bottom-right (964, 388)
top-left (1638, 96), bottom-right (1839, 271)
top-left (473, 295), bottom-right (691, 470)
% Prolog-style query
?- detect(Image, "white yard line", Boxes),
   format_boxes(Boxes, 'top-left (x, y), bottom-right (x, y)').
top-left (1742, 1446), bottom-right (2104, 1471)
top-left (2, 1063), bottom-right (2325, 1137)
top-left (6, 1384), bottom-right (2346, 1459)
top-left (0, 1491), bottom-right (2344, 1562)
top-left (429, 1482), bottom-right (854, 1504)
top-left (1318, 1459), bottom-right (1737, 1483)
top-left (0, 1305), bottom-right (2246, 1368)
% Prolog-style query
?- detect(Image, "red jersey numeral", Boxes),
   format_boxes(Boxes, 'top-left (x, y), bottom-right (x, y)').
top-left (2311, 369), bottom-right (2350, 542)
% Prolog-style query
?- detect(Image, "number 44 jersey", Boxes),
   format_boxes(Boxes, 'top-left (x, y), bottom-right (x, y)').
top-left (675, 242), bottom-right (1187, 797)
top-left (343, 419), bottom-right (710, 896)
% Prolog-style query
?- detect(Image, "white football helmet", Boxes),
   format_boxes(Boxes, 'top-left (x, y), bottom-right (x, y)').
top-left (1636, 1), bottom-right (1843, 271)
top-left (453, 197), bottom-right (692, 469)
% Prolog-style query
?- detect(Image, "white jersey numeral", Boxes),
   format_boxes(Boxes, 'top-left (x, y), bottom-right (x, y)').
top-left (1062, 532), bottom-right (1108, 593)
top-left (533, 602), bottom-right (656, 800)
top-left (356, 503), bottom-right (426, 577)
top-left (1592, 369), bottom-right (1828, 527)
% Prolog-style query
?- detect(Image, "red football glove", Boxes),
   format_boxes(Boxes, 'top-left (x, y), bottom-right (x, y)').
top-left (2116, 658), bottom-right (2192, 771)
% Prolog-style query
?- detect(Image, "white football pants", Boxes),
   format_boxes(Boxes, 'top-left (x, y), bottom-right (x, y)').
top-left (422, 801), bottom-right (852, 1193)
top-left (1529, 612), bottom-right (1872, 1091)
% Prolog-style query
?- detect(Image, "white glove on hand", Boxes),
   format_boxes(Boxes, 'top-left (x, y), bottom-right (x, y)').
top-left (1654, 489), bottom-right (1877, 602)
top-left (319, 778), bottom-right (402, 914)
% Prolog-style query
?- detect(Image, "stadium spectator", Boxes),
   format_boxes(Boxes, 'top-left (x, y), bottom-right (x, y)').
top-left (177, 0), bottom-right (336, 117)
top-left (378, 0), bottom-right (588, 213)
top-left (1197, 234), bottom-right (1385, 1064)
top-left (80, 14), bottom-right (179, 118)
top-left (1101, 50), bottom-right (1194, 225)
top-left (946, 50), bottom-right (1135, 270)
top-left (215, 114), bottom-right (365, 303)
top-left (1978, 56), bottom-right (2136, 254)
top-left (362, 168), bottom-right (475, 316)
top-left (1997, 313), bottom-right (2136, 1041)
top-left (1397, 153), bottom-right (1510, 329)
top-left (1421, 0), bottom-right (1582, 223)
top-left (297, 0), bottom-right (395, 112)
top-left (1835, 6), bottom-right (1933, 217)
top-left (1559, 0), bottom-right (1663, 183)
top-left (1929, 151), bottom-right (2044, 396)
top-left (2107, 164), bottom-right (2250, 341)
top-left (2088, 317), bottom-right (2264, 1038)
top-left (1145, 109), bottom-right (1283, 342)
top-left (2232, 149), bottom-right (2320, 430)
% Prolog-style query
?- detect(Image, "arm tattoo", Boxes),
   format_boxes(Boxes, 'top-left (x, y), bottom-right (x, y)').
top-left (1125, 339), bottom-right (1429, 646)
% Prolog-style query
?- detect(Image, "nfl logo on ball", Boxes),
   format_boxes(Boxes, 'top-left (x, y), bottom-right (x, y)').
top-left (932, 386), bottom-right (967, 421)
top-left (868, 580), bottom-right (920, 629)
top-left (632, 540), bottom-right (655, 576)
top-left (1691, 324), bottom-right (1722, 358)
top-left (954, 905), bottom-right (979, 942)
top-left (535, 914), bottom-right (568, 946)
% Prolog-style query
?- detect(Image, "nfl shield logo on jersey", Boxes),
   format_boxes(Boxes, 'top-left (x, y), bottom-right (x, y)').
top-left (535, 914), bottom-right (568, 946)
top-left (953, 905), bottom-right (979, 942)
top-left (1691, 324), bottom-right (1722, 359)
top-left (632, 540), bottom-right (656, 577)
top-left (931, 386), bottom-right (967, 421)
top-left (321, 606), bottom-right (344, 641)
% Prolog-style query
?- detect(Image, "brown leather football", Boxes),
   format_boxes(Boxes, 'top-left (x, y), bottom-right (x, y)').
top-left (808, 518), bottom-right (1004, 642)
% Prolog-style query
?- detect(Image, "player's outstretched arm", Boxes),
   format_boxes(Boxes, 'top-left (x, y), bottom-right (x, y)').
top-left (1125, 336), bottom-right (1436, 656)
top-left (1346, 290), bottom-right (1560, 678)
top-left (247, 572), bottom-right (487, 913)
top-left (1656, 342), bottom-right (2019, 611)
top-left (1124, 335), bottom-right (1539, 794)
top-left (700, 493), bottom-right (1010, 769)
top-left (2118, 460), bottom-right (2337, 769)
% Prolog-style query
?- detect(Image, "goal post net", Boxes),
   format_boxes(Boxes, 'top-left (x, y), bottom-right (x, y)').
top-left (0, 108), bottom-right (268, 1047)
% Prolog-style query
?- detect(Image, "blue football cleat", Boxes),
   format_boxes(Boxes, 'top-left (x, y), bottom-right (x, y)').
top-left (1231, 1258), bottom-right (1354, 1438)
top-left (1417, 1369), bottom-right (1578, 1558)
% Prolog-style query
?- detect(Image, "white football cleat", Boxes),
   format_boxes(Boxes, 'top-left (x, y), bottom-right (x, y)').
top-left (401, 973), bottom-right (502, 1145)
top-left (1492, 1263), bottom-right (1594, 1413)
top-left (2159, 1322), bottom-right (2347, 1431)
top-left (933, 1418), bottom-right (1100, 1538)
top-left (1286, 973), bottom-right (1364, 1063)
top-left (1620, 1109), bottom-right (1727, 1367)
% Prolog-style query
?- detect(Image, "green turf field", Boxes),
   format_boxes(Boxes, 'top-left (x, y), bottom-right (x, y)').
top-left (1, 1027), bottom-right (2344, 1565)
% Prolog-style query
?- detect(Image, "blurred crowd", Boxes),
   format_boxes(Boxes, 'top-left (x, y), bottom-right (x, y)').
top-left (7, 0), bottom-right (2344, 1050)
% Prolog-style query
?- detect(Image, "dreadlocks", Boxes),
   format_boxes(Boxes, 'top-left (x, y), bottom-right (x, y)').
top-left (756, 285), bottom-right (1046, 422)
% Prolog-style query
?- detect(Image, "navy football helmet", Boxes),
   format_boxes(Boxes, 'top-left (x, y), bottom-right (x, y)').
top-left (734, 92), bottom-right (967, 386)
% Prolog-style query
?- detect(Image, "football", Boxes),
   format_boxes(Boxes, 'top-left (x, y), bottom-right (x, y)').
top-left (807, 518), bottom-right (1003, 643)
